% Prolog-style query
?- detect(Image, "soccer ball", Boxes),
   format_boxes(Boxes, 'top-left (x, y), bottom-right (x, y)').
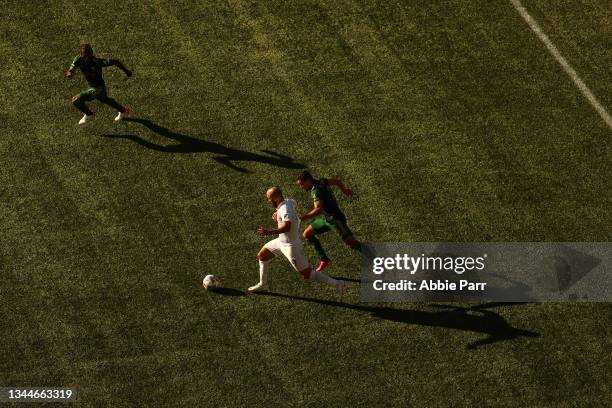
top-left (202, 274), bottom-right (221, 290)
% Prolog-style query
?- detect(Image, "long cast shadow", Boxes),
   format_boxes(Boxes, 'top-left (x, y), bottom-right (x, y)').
top-left (102, 118), bottom-right (306, 173)
top-left (247, 291), bottom-right (539, 349)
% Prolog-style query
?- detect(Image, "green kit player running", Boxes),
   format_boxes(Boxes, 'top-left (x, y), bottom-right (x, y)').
top-left (65, 43), bottom-right (132, 125)
top-left (296, 170), bottom-right (363, 272)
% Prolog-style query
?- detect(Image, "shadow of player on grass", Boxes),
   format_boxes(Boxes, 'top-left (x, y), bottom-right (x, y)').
top-left (220, 290), bottom-right (539, 349)
top-left (102, 118), bottom-right (306, 173)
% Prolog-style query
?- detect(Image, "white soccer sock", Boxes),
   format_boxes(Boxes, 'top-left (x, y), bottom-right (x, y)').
top-left (258, 259), bottom-right (271, 286)
top-left (310, 269), bottom-right (340, 287)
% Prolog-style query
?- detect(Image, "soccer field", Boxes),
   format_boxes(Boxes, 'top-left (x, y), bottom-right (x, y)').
top-left (1, 0), bottom-right (610, 406)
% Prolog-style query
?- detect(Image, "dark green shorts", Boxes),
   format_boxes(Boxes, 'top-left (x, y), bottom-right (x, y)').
top-left (79, 85), bottom-right (107, 101)
top-left (311, 215), bottom-right (353, 239)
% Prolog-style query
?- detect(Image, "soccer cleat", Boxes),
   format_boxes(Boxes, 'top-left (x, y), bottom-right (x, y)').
top-left (114, 107), bottom-right (129, 121)
top-left (315, 259), bottom-right (331, 272)
top-left (78, 112), bottom-right (95, 125)
top-left (336, 281), bottom-right (345, 303)
top-left (246, 282), bottom-right (267, 293)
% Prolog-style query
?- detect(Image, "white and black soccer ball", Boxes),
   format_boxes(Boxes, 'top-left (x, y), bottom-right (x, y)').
top-left (202, 274), bottom-right (221, 290)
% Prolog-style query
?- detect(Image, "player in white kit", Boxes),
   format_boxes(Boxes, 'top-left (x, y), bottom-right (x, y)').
top-left (247, 186), bottom-right (345, 301)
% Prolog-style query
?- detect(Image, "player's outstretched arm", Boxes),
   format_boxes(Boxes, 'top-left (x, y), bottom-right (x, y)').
top-left (258, 221), bottom-right (291, 236)
top-left (110, 59), bottom-right (132, 77)
top-left (328, 177), bottom-right (354, 197)
top-left (65, 67), bottom-right (74, 79)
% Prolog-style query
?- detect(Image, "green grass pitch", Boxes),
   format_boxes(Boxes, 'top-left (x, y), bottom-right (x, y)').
top-left (1, 0), bottom-right (610, 406)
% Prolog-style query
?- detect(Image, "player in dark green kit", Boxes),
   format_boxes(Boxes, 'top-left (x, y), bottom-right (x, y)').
top-left (66, 44), bottom-right (132, 125)
top-left (296, 170), bottom-right (363, 272)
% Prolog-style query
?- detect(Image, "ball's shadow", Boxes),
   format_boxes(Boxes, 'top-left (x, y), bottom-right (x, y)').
top-left (209, 287), bottom-right (245, 297)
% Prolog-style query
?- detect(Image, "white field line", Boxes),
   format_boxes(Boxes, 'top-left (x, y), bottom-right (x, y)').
top-left (510, 0), bottom-right (612, 130)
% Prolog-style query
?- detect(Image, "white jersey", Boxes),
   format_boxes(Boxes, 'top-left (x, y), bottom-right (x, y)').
top-left (276, 199), bottom-right (300, 244)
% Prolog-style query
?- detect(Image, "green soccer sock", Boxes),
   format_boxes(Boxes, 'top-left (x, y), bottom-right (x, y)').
top-left (307, 236), bottom-right (329, 261)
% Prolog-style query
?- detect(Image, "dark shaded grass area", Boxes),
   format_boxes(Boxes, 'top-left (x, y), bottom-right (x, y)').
top-left (1, 0), bottom-right (610, 406)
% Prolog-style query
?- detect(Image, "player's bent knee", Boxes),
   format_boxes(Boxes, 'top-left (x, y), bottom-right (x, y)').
top-left (257, 249), bottom-right (274, 262)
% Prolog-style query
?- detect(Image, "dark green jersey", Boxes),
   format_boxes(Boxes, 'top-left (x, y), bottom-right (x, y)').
top-left (70, 56), bottom-right (113, 87)
top-left (310, 178), bottom-right (345, 220)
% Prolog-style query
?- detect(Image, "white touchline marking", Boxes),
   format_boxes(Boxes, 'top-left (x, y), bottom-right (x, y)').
top-left (510, 0), bottom-right (612, 130)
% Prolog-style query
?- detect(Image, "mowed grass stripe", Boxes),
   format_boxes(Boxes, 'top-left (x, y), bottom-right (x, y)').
top-left (2, 2), bottom-right (286, 404)
top-left (0, 4), bottom-right (127, 387)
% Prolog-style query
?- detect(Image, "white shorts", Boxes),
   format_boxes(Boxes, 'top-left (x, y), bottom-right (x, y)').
top-left (264, 238), bottom-right (310, 272)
